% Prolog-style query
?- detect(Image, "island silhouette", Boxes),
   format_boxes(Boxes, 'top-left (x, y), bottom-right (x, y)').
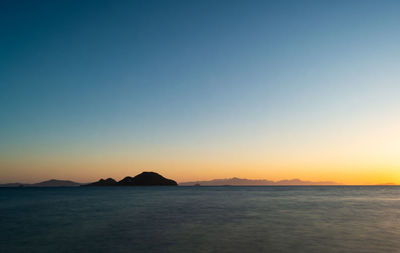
top-left (84, 172), bottom-right (178, 186)
top-left (4, 174), bottom-right (396, 187)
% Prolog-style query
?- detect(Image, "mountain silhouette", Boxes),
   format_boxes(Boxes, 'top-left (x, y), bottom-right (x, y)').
top-left (85, 172), bottom-right (177, 186)
top-left (180, 177), bottom-right (337, 186)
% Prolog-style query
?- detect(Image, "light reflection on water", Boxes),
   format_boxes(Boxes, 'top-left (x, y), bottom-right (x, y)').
top-left (1, 186), bottom-right (400, 253)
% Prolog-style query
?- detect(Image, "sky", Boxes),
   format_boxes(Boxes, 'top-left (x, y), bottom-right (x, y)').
top-left (1, 0), bottom-right (399, 184)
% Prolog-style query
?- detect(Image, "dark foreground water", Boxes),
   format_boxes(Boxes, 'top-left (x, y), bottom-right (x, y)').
top-left (1, 186), bottom-right (400, 253)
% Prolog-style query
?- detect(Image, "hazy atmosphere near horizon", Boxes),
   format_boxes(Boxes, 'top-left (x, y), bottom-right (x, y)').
top-left (1, 0), bottom-right (399, 185)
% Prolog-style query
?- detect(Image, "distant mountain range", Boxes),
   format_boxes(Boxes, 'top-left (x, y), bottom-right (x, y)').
top-left (1, 175), bottom-right (396, 187)
top-left (179, 177), bottom-right (338, 186)
top-left (0, 179), bottom-right (82, 187)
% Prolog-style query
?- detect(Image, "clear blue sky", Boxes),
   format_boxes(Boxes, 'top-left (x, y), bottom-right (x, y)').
top-left (1, 0), bottom-right (399, 183)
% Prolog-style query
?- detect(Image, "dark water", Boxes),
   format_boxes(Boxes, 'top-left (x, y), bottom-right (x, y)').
top-left (1, 186), bottom-right (400, 253)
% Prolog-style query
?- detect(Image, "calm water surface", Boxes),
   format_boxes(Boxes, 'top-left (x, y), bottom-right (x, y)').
top-left (1, 186), bottom-right (400, 253)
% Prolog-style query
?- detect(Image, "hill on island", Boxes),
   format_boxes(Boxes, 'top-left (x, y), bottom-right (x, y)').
top-left (179, 177), bottom-right (337, 186)
top-left (85, 172), bottom-right (177, 186)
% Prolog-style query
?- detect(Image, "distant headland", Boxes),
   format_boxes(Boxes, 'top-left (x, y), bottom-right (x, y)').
top-left (0, 179), bottom-right (81, 187)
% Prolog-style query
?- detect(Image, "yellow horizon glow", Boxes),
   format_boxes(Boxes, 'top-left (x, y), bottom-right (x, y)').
top-left (1, 157), bottom-right (399, 185)
top-left (1, 108), bottom-right (398, 185)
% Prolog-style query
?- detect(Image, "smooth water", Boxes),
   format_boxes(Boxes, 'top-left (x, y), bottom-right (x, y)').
top-left (1, 186), bottom-right (400, 253)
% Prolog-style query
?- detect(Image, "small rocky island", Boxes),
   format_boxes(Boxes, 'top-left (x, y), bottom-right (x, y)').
top-left (84, 172), bottom-right (178, 186)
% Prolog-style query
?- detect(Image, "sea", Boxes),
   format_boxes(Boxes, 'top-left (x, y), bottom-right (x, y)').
top-left (1, 186), bottom-right (400, 253)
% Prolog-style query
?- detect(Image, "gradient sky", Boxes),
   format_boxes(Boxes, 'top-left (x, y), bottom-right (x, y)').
top-left (1, 0), bottom-right (399, 184)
